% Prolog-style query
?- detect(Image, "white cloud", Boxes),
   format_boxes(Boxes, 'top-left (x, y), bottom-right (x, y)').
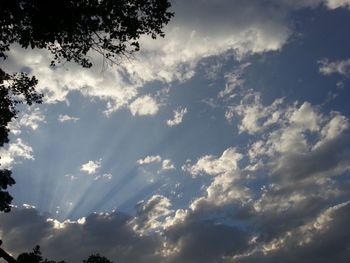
top-left (166, 107), bottom-right (187, 127)
top-left (0, 138), bottom-right (34, 169)
top-left (22, 203), bottom-right (36, 209)
top-left (137, 155), bottom-right (175, 173)
top-left (129, 95), bottom-right (159, 116)
top-left (4, 46), bottom-right (139, 113)
top-left (226, 92), bottom-right (284, 134)
top-left (8, 107), bottom-right (45, 135)
top-left (325, 0), bottom-right (350, 9)
top-left (182, 148), bottom-right (250, 211)
top-left (131, 195), bottom-right (173, 234)
top-left (183, 148), bottom-right (243, 178)
top-left (58, 114), bottom-right (80, 123)
top-left (315, 112), bottom-right (349, 148)
top-left (289, 102), bottom-right (321, 132)
top-left (137, 155), bottom-right (162, 165)
top-left (80, 160), bottom-right (101, 175)
top-left (190, 173), bottom-right (252, 211)
top-left (319, 58), bottom-right (350, 76)
top-left (163, 209), bottom-right (189, 229)
top-left (19, 108), bottom-right (45, 130)
top-left (235, 98), bottom-right (350, 190)
top-left (161, 159), bottom-right (175, 171)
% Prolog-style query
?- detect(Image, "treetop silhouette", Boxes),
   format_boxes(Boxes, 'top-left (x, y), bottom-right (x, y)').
top-left (0, 0), bottom-right (173, 67)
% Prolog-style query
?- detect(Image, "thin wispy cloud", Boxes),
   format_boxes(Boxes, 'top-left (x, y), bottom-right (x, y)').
top-left (58, 114), bottom-right (80, 123)
top-left (166, 107), bottom-right (188, 127)
top-left (319, 58), bottom-right (350, 77)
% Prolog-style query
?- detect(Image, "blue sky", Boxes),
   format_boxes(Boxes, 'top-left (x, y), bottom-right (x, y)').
top-left (1, 1), bottom-right (350, 262)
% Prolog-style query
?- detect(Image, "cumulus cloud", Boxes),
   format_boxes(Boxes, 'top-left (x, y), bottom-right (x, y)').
top-left (319, 58), bottom-right (350, 77)
top-left (0, 138), bottom-right (34, 169)
top-left (129, 95), bottom-right (160, 116)
top-left (238, 100), bottom-right (350, 184)
top-left (182, 147), bottom-right (243, 177)
top-left (181, 148), bottom-right (252, 211)
top-left (173, 91), bottom-right (350, 261)
top-left (137, 155), bottom-right (162, 165)
top-left (229, 201), bottom-right (350, 263)
top-left (161, 159), bottom-right (175, 171)
top-left (166, 107), bottom-right (187, 127)
top-left (4, 46), bottom-right (139, 114)
top-left (225, 92), bottom-right (284, 134)
top-left (80, 160), bottom-right (102, 175)
top-left (190, 174), bottom-right (252, 211)
top-left (1, 196), bottom-right (350, 263)
top-left (131, 195), bottom-right (173, 234)
top-left (137, 155), bottom-right (175, 173)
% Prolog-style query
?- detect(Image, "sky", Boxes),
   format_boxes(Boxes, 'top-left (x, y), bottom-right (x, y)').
top-left (1, 0), bottom-right (350, 262)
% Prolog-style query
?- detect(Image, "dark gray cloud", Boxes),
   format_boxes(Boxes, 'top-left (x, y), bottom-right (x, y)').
top-left (231, 202), bottom-right (350, 263)
top-left (164, 219), bottom-right (249, 263)
top-left (2, 201), bottom-right (350, 263)
top-left (271, 133), bottom-right (350, 184)
top-left (0, 208), bottom-right (162, 263)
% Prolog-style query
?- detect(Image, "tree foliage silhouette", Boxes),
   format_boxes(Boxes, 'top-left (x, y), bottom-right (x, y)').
top-left (1, 243), bottom-right (114, 263)
top-left (0, 0), bottom-right (173, 67)
top-left (17, 245), bottom-right (66, 263)
top-left (0, 69), bottom-right (42, 212)
top-left (0, 0), bottom-right (173, 212)
top-left (83, 254), bottom-right (113, 263)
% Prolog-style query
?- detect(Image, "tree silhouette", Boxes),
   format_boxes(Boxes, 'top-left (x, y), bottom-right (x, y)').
top-left (0, 0), bottom-right (173, 212)
top-left (16, 246), bottom-right (113, 263)
top-left (0, 0), bottom-right (173, 67)
top-left (0, 69), bottom-right (42, 212)
top-left (83, 254), bottom-right (113, 263)
top-left (17, 246), bottom-right (53, 263)
top-left (1, 243), bottom-right (114, 263)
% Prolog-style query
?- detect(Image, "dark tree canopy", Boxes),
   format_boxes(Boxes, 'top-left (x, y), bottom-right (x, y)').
top-left (1, 244), bottom-right (114, 263)
top-left (0, 68), bottom-right (42, 212)
top-left (17, 246), bottom-right (66, 263)
top-left (83, 254), bottom-right (113, 263)
top-left (17, 247), bottom-right (115, 263)
top-left (0, 0), bottom-right (173, 212)
top-left (0, 0), bottom-right (173, 67)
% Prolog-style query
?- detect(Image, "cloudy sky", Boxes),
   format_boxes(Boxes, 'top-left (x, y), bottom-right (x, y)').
top-left (1, 0), bottom-right (350, 262)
